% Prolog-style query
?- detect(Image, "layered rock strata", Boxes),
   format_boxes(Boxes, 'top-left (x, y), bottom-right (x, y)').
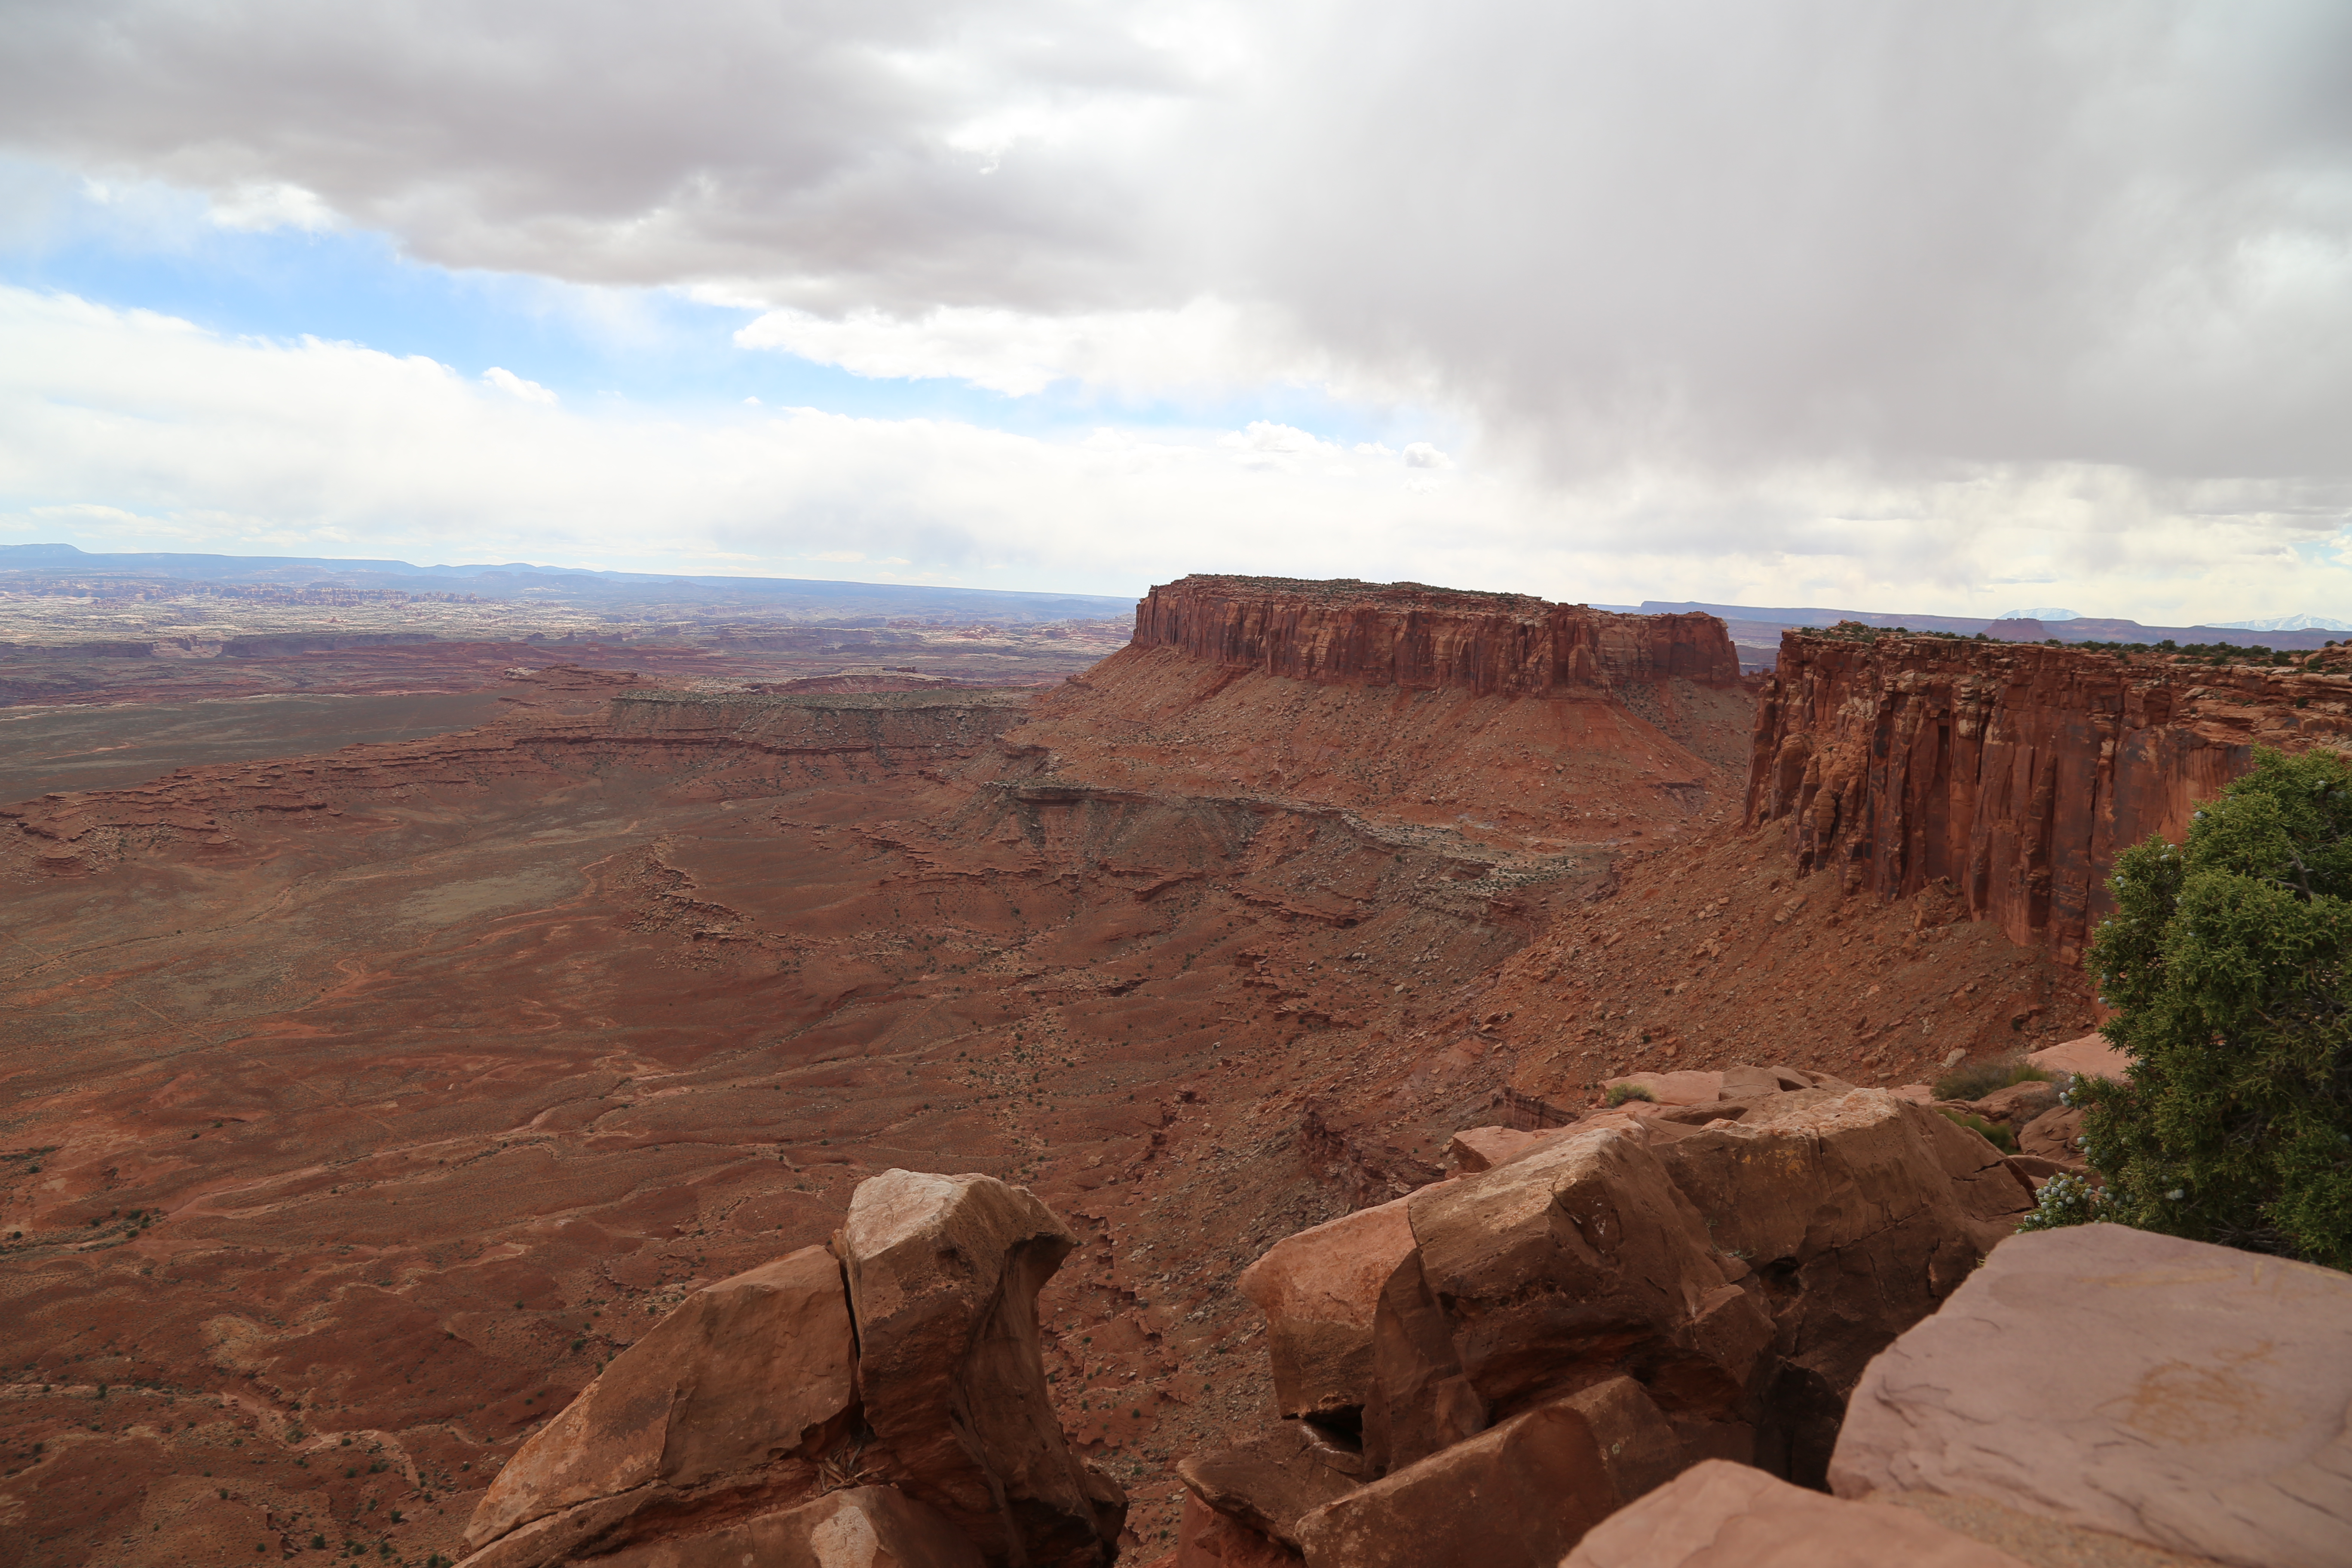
top-left (1747, 632), bottom-right (2352, 962)
top-left (1131, 576), bottom-right (1742, 695)
top-left (459, 1170), bottom-right (1122, 1568)
top-left (1183, 1084), bottom-right (2034, 1566)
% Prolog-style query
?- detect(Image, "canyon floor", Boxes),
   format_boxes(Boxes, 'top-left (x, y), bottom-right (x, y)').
top-left (0, 630), bottom-right (2105, 1566)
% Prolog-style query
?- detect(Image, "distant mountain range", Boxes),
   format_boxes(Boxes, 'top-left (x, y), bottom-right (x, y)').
top-left (1995, 607), bottom-right (2352, 632)
top-left (8, 545), bottom-right (2340, 648)
top-left (2208, 612), bottom-right (2352, 632)
top-left (0, 543), bottom-right (1135, 624)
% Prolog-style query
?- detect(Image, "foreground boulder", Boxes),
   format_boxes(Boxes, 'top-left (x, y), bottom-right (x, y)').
top-left (1649, 1087), bottom-right (2030, 1481)
top-left (1295, 1382), bottom-right (1672, 1568)
top-left (841, 1170), bottom-right (1126, 1567)
top-left (460, 1171), bottom-right (1122, 1568)
top-left (1179, 1084), bottom-right (2035, 1564)
top-left (1830, 1224), bottom-right (2352, 1568)
top-left (1562, 1459), bottom-right (2032, 1568)
top-left (1175, 1421), bottom-right (1367, 1551)
top-left (594, 1487), bottom-right (987, 1568)
top-left (1235, 1198), bottom-right (1416, 1421)
top-left (462, 1246), bottom-right (860, 1568)
top-left (1390, 1123), bottom-right (1770, 1469)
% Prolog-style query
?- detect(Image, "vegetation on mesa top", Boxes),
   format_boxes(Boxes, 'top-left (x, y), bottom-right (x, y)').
top-left (2024, 747), bottom-right (2352, 1270)
top-left (1807, 619), bottom-right (2350, 670)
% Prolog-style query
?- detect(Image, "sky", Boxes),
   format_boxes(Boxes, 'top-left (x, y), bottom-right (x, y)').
top-left (0, 1), bottom-right (2347, 622)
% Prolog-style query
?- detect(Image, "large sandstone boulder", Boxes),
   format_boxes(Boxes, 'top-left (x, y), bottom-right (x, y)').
top-left (461, 1172), bottom-right (1122, 1568)
top-left (1235, 1197), bottom-right (1416, 1420)
top-left (591, 1487), bottom-right (984, 1568)
top-left (839, 1169), bottom-right (1124, 1568)
top-left (1650, 1089), bottom-right (2033, 1482)
top-left (1562, 1459), bottom-right (2032, 1568)
top-left (1966, 1078), bottom-right (2058, 1129)
top-left (1395, 1127), bottom-right (1769, 1456)
top-left (1167, 1491), bottom-right (1304, 1567)
top-left (2028, 1032), bottom-right (2132, 1082)
top-left (1386, 1090), bottom-right (2024, 1482)
top-left (1600, 1066), bottom-right (1850, 1109)
top-left (1295, 1380), bottom-right (1681, 1568)
top-left (462, 1245), bottom-right (858, 1567)
top-left (1446, 1125), bottom-right (1559, 1173)
top-left (1175, 1422), bottom-right (1366, 1551)
top-left (2016, 1104), bottom-right (2085, 1165)
top-left (1829, 1224), bottom-right (2352, 1568)
top-left (1188, 1082), bottom-right (2038, 1565)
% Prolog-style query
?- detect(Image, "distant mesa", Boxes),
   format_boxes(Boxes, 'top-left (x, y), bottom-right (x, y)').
top-left (1638, 596), bottom-right (2344, 672)
top-left (1133, 574), bottom-right (1744, 695)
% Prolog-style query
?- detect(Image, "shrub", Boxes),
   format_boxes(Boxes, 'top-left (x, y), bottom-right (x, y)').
top-left (1605, 1082), bottom-right (1656, 1107)
top-left (1936, 1109), bottom-right (2017, 1153)
top-left (1932, 1057), bottom-right (2050, 1102)
top-left (2016, 1170), bottom-right (2113, 1233)
top-left (2071, 747), bottom-right (2352, 1269)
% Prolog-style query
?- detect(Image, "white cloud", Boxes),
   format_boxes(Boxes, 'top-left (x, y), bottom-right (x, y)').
top-left (206, 180), bottom-right (339, 233)
top-left (0, 3), bottom-right (2348, 614)
top-left (3, 285), bottom-right (2348, 621)
top-left (482, 366), bottom-right (557, 404)
top-left (5, 2), bottom-right (2343, 482)
top-left (734, 297), bottom-right (1329, 398)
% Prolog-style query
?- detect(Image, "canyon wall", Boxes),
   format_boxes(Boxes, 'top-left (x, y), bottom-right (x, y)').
top-left (1747, 633), bottom-right (2352, 962)
top-left (1132, 575), bottom-right (1742, 695)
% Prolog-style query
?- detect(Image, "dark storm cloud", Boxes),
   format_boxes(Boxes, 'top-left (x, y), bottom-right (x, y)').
top-left (3, 0), bottom-right (2347, 481)
top-left (1222, 3), bottom-right (2352, 478)
top-left (0, 0), bottom-right (1195, 309)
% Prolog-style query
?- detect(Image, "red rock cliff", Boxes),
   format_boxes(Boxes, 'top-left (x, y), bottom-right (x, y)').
top-left (1133, 575), bottom-right (1741, 695)
top-left (1747, 632), bottom-right (2352, 962)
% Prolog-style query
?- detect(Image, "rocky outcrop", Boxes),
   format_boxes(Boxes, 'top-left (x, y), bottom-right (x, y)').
top-left (1830, 1225), bottom-right (2352, 1568)
top-left (463, 1246), bottom-right (858, 1567)
top-left (1131, 576), bottom-right (1742, 695)
top-left (459, 1171), bottom-right (1122, 1568)
top-left (1746, 633), bottom-right (2352, 962)
top-left (1236, 1200), bottom-right (1418, 1423)
top-left (1180, 1084), bottom-right (2034, 1567)
top-left (1175, 1423), bottom-right (1367, 1551)
top-left (1563, 1459), bottom-right (2035, 1568)
top-left (839, 1170), bottom-right (1125, 1568)
top-left (1294, 1380), bottom-right (1679, 1568)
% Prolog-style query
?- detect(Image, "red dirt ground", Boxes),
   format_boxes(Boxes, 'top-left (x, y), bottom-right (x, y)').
top-left (3, 643), bottom-right (2096, 1565)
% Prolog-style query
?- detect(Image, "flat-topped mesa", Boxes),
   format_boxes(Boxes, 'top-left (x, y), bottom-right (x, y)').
top-left (1133, 575), bottom-right (1742, 695)
top-left (1748, 629), bottom-right (2352, 964)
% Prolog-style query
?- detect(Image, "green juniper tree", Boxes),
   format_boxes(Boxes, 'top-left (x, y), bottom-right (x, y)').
top-left (2027, 748), bottom-right (2352, 1268)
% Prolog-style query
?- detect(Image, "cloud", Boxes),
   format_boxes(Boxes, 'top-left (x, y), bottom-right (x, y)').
top-left (733, 297), bottom-right (1326, 397)
top-left (0, 0), bottom-right (1203, 308)
top-left (205, 180), bottom-right (339, 233)
top-left (0, 2), bottom-right (2348, 612)
top-left (3, 285), bottom-right (2348, 622)
top-left (482, 366), bottom-right (557, 404)
top-left (4, 3), bottom-right (2343, 477)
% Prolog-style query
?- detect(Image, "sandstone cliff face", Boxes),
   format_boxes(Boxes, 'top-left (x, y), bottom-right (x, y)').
top-left (1133, 576), bottom-right (1741, 695)
top-left (1746, 633), bottom-right (2352, 963)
